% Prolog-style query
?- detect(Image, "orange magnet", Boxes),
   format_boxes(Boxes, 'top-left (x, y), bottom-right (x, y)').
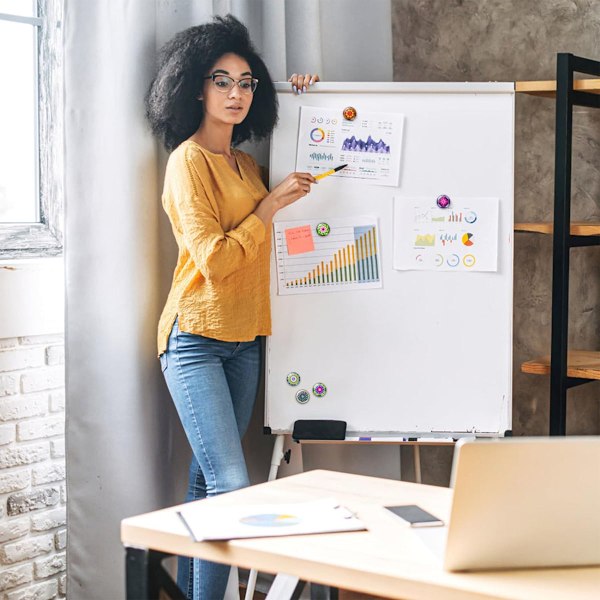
top-left (343, 106), bottom-right (357, 121)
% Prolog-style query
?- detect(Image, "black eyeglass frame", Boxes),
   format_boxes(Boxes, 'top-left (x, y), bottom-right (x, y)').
top-left (203, 74), bottom-right (259, 94)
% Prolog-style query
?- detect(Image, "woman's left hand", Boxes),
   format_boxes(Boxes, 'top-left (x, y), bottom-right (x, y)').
top-left (288, 73), bottom-right (320, 95)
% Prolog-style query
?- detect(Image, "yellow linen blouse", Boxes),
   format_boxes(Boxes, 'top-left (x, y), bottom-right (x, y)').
top-left (157, 140), bottom-right (271, 355)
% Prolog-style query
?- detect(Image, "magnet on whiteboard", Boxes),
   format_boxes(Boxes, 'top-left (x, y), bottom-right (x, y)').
top-left (316, 223), bottom-right (331, 237)
top-left (436, 194), bottom-right (451, 209)
top-left (286, 372), bottom-right (301, 386)
top-left (295, 389), bottom-right (310, 404)
top-left (312, 383), bottom-right (327, 397)
top-left (343, 106), bottom-right (357, 121)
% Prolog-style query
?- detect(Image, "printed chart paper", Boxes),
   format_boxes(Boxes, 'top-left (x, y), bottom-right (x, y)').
top-left (178, 497), bottom-right (365, 542)
top-left (393, 197), bottom-right (500, 272)
top-left (274, 216), bottom-right (382, 295)
top-left (295, 106), bottom-right (404, 187)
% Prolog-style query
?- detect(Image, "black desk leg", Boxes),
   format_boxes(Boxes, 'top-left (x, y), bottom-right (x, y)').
top-left (311, 584), bottom-right (339, 600)
top-left (126, 547), bottom-right (154, 600)
top-left (125, 547), bottom-right (186, 600)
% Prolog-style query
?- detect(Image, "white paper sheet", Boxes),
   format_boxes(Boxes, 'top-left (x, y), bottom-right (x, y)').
top-left (393, 197), bottom-right (500, 272)
top-left (178, 497), bottom-right (365, 542)
top-left (295, 106), bottom-right (404, 187)
top-left (274, 216), bottom-right (383, 295)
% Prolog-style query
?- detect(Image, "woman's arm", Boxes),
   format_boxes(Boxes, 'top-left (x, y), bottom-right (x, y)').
top-left (169, 152), bottom-right (267, 283)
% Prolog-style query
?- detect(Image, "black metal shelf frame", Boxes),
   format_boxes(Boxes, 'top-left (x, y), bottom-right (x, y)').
top-left (550, 53), bottom-right (600, 435)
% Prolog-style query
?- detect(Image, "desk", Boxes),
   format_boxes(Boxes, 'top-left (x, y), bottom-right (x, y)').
top-left (121, 469), bottom-right (600, 600)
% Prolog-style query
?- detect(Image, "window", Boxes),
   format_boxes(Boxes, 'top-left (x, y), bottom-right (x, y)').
top-left (0, 0), bottom-right (63, 258)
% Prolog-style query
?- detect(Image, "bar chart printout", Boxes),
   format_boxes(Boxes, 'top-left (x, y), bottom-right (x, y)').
top-left (274, 216), bottom-right (382, 295)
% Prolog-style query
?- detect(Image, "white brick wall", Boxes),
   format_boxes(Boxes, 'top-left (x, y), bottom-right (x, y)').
top-left (0, 335), bottom-right (66, 599)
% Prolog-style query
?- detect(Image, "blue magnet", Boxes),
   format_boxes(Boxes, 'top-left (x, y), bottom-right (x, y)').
top-left (436, 194), bottom-right (451, 209)
top-left (295, 389), bottom-right (310, 404)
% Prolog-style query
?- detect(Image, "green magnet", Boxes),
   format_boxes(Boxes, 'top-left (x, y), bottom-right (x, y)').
top-left (286, 372), bottom-right (301, 386)
top-left (316, 223), bottom-right (331, 237)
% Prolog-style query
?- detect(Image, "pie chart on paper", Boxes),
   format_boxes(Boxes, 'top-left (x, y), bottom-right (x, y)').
top-left (240, 513), bottom-right (301, 527)
top-left (462, 233), bottom-right (474, 247)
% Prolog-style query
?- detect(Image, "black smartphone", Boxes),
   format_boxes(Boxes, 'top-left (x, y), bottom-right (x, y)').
top-left (384, 504), bottom-right (444, 527)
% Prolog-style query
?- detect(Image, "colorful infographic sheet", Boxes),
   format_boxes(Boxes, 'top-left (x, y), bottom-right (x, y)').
top-left (295, 107), bottom-right (404, 187)
top-left (393, 197), bottom-right (500, 272)
top-left (274, 216), bottom-right (382, 295)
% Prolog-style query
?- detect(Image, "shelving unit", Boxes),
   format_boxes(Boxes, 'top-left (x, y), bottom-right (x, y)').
top-left (514, 222), bottom-right (600, 235)
top-left (516, 54), bottom-right (600, 435)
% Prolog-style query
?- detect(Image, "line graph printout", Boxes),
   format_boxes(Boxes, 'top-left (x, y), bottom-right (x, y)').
top-left (274, 216), bottom-right (382, 295)
top-left (295, 107), bottom-right (404, 187)
top-left (393, 197), bottom-right (499, 272)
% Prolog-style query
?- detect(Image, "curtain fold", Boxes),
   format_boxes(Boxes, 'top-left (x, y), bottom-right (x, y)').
top-left (65, 1), bottom-right (392, 598)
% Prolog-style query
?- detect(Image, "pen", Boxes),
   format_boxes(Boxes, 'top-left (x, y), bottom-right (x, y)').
top-left (314, 164), bottom-right (348, 180)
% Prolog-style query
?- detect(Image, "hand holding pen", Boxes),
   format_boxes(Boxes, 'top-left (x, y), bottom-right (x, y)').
top-left (314, 164), bottom-right (348, 180)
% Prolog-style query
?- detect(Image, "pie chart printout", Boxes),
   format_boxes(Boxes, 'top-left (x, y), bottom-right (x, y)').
top-left (393, 196), bottom-right (499, 272)
top-left (462, 233), bottom-right (474, 246)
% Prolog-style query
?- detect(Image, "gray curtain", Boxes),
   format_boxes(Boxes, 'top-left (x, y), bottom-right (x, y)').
top-left (64, 1), bottom-right (392, 598)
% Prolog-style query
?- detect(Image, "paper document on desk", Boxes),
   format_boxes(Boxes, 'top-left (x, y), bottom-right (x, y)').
top-left (178, 497), bottom-right (366, 542)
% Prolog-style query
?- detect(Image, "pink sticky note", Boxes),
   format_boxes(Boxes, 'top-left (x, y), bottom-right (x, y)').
top-left (285, 225), bottom-right (315, 255)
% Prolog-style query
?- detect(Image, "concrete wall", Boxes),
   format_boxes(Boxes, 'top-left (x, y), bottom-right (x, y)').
top-left (392, 0), bottom-right (600, 483)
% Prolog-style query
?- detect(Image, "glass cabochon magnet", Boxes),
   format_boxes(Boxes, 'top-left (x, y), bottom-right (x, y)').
top-left (295, 389), bottom-right (311, 404)
top-left (286, 372), bottom-right (301, 386)
top-left (312, 383), bottom-right (327, 397)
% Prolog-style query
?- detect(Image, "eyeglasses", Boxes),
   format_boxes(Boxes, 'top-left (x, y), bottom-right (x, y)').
top-left (203, 74), bottom-right (259, 94)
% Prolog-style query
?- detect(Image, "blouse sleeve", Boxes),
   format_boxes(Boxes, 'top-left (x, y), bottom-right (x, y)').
top-left (168, 149), bottom-right (266, 283)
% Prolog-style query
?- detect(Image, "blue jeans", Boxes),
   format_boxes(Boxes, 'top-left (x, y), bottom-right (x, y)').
top-left (160, 318), bottom-right (261, 600)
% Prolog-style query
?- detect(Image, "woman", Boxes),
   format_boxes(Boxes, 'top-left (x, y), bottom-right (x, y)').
top-left (145, 14), bottom-right (318, 600)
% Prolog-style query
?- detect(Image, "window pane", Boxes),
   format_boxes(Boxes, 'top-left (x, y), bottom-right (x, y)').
top-left (0, 20), bottom-right (37, 222)
top-left (0, 1), bottom-right (36, 18)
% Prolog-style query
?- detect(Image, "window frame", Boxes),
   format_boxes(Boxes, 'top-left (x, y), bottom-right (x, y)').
top-left (0, 0), bottom-right (63, 259)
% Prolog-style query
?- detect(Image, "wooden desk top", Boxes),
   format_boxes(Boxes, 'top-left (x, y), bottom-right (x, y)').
top-left (121, 470), bottom-right (600, 600)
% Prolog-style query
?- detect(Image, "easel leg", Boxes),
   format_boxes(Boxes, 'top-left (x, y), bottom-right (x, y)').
top-left (244, 434), bottom-right (286, 600)
top-left (268, 433), bottom-right (286, 481)
top-left (414, 445), bottom-right (422, 484)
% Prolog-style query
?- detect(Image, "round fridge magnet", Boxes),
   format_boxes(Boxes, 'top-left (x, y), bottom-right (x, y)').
top-left (286, 372), bottom-right (301, 386)
top-left (295, 389), bottom-right (310, 404)
top-left (312, 383), bottom-right (327, 397)
top-left (316, 222), bottom-right (331, 237)
top-left (343, 106), bottom-right (357, 121)
top-left (436, 194), bottom-right (451, 209)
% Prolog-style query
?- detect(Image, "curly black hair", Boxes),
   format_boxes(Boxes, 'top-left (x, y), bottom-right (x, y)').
top-left (145, 14), bottom-right (278, 152)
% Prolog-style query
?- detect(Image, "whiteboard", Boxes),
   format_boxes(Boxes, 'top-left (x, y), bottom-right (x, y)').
top-left (265, 83), bottom-right (514, 437)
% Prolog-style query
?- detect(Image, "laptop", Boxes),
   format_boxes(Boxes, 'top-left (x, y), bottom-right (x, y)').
top-left (421, 436), bottom-right (600, 571)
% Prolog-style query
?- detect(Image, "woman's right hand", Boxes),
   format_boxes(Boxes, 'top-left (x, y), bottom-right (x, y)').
top-left (254, 172), bottom-right (316, 225)
top-left (269, 172), bottom-right (316, 209)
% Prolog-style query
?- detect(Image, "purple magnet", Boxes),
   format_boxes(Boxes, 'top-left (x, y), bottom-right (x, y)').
top-left (436, 195), bottom-right (451, 209)
top-left (312, 383), bottom-right (327, 397)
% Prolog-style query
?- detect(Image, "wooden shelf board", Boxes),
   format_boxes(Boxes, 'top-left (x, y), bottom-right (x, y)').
top-left (515, 222), bottom-right (600, 235)
top-left (522, 350), bottom-right (600, 380)
top-left (516, 79), bottom-right (600, 97)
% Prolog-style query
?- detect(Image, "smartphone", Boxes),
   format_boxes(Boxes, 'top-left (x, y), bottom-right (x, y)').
top-left (384, 504), bottom-right (444, 527)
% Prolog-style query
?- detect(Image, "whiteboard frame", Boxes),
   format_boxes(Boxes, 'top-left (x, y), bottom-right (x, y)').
top-left (265, 82), bottom-right (514, 438)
